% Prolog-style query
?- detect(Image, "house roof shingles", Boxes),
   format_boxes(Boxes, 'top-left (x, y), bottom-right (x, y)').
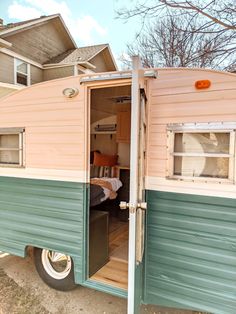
top-left (0, 15), bottom-right (55, 32)
top-left (44, 44), bottom-right (108, 64)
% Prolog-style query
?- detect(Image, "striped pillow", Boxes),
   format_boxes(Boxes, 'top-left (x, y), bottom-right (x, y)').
top-left (90, 165), bottom-right (115, 178)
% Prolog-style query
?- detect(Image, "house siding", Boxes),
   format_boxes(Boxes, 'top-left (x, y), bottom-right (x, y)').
top-left (90, 53), bottom-right (108, 73)
top-left (0, 52), bottom-right (14, 84)
top-left (30, 65), bottom-right (43, 85)
top-left (0, 53), bottom-right (43, 86)
top-left (43, 66), bottom-right (74, 81)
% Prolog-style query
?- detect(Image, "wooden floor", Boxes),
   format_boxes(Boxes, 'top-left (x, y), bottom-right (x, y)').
top-left (90, 259), bottom-right (128, 290)
top-left (90, 217), bottom-right (129, 290)
top-left (109, 217), bottom-right (129, 262)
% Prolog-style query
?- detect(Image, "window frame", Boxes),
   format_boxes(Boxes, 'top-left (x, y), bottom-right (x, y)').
top-left (14, 58), bottom-right (31, 86)
top-left (0, 128), bottom-right (25, 168)
top-left (167, 122), bottom-right (236, 184)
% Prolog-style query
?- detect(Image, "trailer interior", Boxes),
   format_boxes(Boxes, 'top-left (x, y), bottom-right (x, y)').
top-left (88, 84), bottom-right (131, 290)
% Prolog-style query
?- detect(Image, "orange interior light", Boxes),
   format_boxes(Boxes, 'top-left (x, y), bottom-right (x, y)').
top-left (195, 79), bottom-right (211, 89)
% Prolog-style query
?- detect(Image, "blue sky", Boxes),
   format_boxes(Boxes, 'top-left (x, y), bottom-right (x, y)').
top-left (0, 0), bottom-right (140, 67)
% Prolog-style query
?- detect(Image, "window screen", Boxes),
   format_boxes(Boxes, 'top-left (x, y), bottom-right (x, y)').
top-left (0, 129), bottom-right (24, 167)
top-left (168, 129), bottom-right (234, 180)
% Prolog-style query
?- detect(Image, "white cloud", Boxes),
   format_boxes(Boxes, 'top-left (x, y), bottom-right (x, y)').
top-left (24, 0), bottom-right (71, 20)
top-left (75, 15), bottom-right (107, 45)
top-left (8, 1), bottom-right (41, 20)
top-left (7, 0), bottom-right (108, 46)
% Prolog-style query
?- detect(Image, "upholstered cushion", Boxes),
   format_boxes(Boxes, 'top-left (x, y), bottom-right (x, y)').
top-left (93, 152), bottom-right (118, 167)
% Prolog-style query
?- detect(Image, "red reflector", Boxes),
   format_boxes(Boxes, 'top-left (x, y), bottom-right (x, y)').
top-left (195, 80), bottom-right (211, 89)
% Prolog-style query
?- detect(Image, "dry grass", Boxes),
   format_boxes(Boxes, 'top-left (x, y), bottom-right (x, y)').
top-left (0, 267), bottom-right (50, 314)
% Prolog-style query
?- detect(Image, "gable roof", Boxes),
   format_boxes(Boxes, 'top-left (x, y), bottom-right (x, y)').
top-left (44, 44), bottom-right (109, 64)
top-left (0, 16), bottom-right (45, 30)
top-left (0, 15), bottom-right (117, 71)
top-left (0, 14), bottom-right (77, 48)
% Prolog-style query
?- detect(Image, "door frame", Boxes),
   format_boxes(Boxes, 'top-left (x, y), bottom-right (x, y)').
top-left (81, 60), bottom-right (148, 311)
top-left (82, 78), bottom-right (132, 298)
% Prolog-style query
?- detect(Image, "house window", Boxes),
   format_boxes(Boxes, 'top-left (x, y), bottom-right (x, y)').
top-left (167, 123), bottom-right (235, 182)
top-left (0, 128), bottom-right (25, 167)
top-left (15, 59), bottom-right (30, 86)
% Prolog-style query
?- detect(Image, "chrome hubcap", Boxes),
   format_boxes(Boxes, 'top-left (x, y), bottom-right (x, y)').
top-left (41, 249), bottom-right (72, 280)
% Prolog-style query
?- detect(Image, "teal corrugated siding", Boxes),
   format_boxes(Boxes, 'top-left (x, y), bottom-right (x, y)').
top-left (0, 176), bottom-right (86, 284)
top-left (144, 190), bottom-right (236, 314)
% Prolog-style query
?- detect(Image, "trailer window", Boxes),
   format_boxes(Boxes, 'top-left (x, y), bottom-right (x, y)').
top-left (0, 129), bottom-right (24, 167)
top-left (167, 126), bottom-right (235, 182)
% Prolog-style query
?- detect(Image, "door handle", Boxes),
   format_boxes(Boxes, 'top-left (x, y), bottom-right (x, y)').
top-left (119, 202), bottom-right (136, 213)
top-left (119, 201), bottom-right (147, 212)
top-left (138, 202), bottom-right (147, 210)
top-left (119, 201), bottom-right (129, 210)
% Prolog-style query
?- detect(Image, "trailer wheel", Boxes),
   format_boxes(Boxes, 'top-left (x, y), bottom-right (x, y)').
top-left (34, 248), bottom-right (77, 291)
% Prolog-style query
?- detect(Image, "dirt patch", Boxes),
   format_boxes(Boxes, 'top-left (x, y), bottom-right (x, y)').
top-left (0, 254), bottom-right (208, 314)
top-left (0, 267), bottom-right (50, 314)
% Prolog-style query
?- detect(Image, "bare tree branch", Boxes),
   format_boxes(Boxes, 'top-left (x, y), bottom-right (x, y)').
top-left (158, 0), bottom-right (236, 30)
top-left (120, 14), bottom-right (236, 71)
top-left (117, 0), bottom-right (236, 30)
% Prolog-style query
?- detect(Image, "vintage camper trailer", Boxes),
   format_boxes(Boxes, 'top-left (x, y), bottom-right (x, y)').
top-left (0, 57), bottom-right (235, 314)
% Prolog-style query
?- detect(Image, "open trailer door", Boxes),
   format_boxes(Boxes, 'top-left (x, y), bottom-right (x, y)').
top-left (120, 56), bottom-right (147, 314)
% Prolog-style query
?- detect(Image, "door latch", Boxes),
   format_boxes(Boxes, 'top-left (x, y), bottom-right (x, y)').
top-left (119, 201), bottom-right (147, 213)
top-left (119, 201), bottom-right (129, 210)
top-left (138, 202), bottom-right (147, 210)
top-left (119, 202), bottom-right (136, 213)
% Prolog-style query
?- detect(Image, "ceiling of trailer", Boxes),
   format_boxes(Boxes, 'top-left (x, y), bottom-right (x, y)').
top-left (91, 85), bottom-right (131, 123)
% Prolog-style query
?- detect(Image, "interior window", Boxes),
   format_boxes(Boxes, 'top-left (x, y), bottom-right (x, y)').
top-left (15, 59), bottom-right (29, 86)
top-left (0, 129), bottom-right (24, 167)
top-left (169, 130), bottom-right (234, 180)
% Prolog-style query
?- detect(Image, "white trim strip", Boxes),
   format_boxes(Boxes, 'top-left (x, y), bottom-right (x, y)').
top-left (167, 122), bottom-right (236, 132)
top-left (87, 45), bottom-right (108, 62)
top-left (43, 61), bottom-right (96, 70)
top-left (106, 45), bottom-right (118, 71)
top-left (0, 82), bottom-right (23, 90)
top-left (0, 38), bottom-right (12, 48)
top-left (0, 14), bottom-right (60, 36)
top-left (0, 167), bottom-right (87, 183)
top-left (1, 48), bottom-right (43, 69)
top-left (43, 63), bottom-right (75, 69)
top-left (77, 64), bottom-right (94, 74)
top-left (27, 63), bottom-right (31, 86)
top-left (56, 15), bottom-right (77, 48)
top-left (145, 176), bottom-right (236, 199)
top-left (73, 64), bottom-right (78, 76)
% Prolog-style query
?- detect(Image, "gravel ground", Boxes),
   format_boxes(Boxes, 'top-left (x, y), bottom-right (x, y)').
top-left (0, 252), bottom-right (205, 314)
